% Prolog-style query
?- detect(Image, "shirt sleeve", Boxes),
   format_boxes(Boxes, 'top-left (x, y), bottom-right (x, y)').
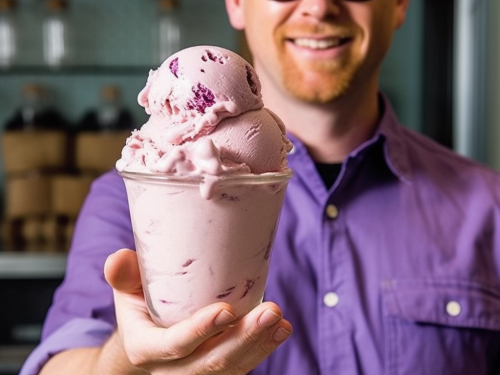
top-left (19, 319), bottom-right (113, 375)
top-left (19, 169), bottom-right (135, 375)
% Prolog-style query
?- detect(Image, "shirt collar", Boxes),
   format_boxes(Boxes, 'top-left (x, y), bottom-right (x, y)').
top-left (375, 93), bottom-right (413, 184)
top-left (286, 93), bottom-right (413, 184)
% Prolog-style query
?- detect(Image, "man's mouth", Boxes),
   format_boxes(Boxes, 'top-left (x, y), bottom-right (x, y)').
top-left (291, 37), bottom-right (349, 50)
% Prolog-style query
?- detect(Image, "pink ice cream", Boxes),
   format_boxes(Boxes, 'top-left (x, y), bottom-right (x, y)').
top-left (116, 45), bottom-right (292, 182)
top-left (116, 46), bottom-right (292, 328)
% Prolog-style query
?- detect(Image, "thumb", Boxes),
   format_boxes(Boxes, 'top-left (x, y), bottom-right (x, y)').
top-left (104, 248), bottom-right (143, 294)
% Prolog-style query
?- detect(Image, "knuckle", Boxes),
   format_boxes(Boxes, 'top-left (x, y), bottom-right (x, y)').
top-left (159, 330), bottom-right (190, 360)
top-left (257, 342), bottom-right (275, 358)
top-left (193, 324), bottom-right (212, 341)
top-left (240, 327), bottom-right (259, 345)
top-left (160, 346), bottom-right (186, 361)
top-left (126, 350), bottom-right (149, 368)
top-left (204, 351), bottom-right (234, 373)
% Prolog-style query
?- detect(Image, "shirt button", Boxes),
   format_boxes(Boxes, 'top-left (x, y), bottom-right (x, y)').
top-left (446, 300), bottom-right (461, 317)
top-left (326, 204), bottom-right (339, 219)
top-left (323, 292), bottom-right (340, 307)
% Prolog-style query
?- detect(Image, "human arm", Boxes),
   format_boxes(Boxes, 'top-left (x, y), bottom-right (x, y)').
top-left (21, 169), bottom-right (291, 375)
top-left (40, 248), bottom-right (292, 375)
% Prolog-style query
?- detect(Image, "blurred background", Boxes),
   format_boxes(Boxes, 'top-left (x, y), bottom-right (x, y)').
top-left (0, 0), bottom-right (498, 373)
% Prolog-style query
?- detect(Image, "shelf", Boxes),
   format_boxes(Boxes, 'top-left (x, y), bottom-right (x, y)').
top-left (0, 345), bottom-right (36, 375)
top-left (0, 252), bottom-right (67, 279)
top-left (0, 66), bottom-right (152, 75)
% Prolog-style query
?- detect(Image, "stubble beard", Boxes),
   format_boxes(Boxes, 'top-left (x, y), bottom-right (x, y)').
top-left (275, 24), bottom-right (362, 104)
top-left (281, 57), bottom-right (360, 104)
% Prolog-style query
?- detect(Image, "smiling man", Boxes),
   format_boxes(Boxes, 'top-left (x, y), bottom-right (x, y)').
top-left (237, 0), bottom-right (396, 104)
top-left (21, 1), bottom-right (500, 375)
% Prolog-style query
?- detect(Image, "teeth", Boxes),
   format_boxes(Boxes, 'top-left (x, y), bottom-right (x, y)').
top-left (294, 38), bottom-right (342, 49)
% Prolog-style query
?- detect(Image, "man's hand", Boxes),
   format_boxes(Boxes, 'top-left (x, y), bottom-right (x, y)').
top-left (104, 248), bottom-right (292, 374)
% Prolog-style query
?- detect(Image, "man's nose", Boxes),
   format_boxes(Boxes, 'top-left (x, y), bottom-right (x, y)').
top-left (297, 0), bottom-right (341, 19)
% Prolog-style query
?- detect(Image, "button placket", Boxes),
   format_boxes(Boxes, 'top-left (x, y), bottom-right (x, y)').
top-left (318, 193), bottom-right (350, 372)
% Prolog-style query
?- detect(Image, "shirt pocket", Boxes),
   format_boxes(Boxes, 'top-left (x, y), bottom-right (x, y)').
top-left (381, 279), bottom-right (500, 375)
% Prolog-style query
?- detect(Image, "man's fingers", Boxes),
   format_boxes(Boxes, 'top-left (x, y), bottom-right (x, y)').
top-left (162, 303), bottom-right (237, 354)
top-left (129, 302), bottom-right (291, 372)
top-left (215, 302), bottom-right (292, 351)
top-left (192, 302), bottom-right (293, 373)
top-left (104, 248), bottom-right (142, 293)
top-left (122, 303), bottom-right (238, 368)
top-left (136, 303), bottom-right (237, 363)
top-left (104, 249), bottom-right (291, 373)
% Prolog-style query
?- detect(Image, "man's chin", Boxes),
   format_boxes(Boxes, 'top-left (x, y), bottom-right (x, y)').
top-left (283, 79), bottom-right (348, 104)
top-left (280, 62), bottom-right (354, 104)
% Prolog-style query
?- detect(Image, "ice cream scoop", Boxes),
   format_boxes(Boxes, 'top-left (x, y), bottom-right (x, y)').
top-left (116, 45), bottom-right (292, 183)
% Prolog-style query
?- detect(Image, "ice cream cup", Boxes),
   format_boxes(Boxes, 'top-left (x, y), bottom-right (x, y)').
top-left (119, 169), bottom-right (293, 328)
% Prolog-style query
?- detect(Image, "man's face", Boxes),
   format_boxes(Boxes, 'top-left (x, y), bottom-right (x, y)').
top-left (229, 0), bottom-right (408, 104)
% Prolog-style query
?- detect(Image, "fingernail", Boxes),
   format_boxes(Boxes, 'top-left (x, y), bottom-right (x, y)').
top-left (273, 327), bottom-right (292, 341)
top-left (259, 309), bottom-right (281, 328)
top-left (215, 310), bottom-right (237, 326)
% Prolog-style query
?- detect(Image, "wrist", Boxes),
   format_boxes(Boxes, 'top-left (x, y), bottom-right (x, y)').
top-left (96, 331), bottom-right (149, 374)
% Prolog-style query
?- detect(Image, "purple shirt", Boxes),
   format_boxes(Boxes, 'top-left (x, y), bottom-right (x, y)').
top-left (21, 96), bottom-right (500, 374)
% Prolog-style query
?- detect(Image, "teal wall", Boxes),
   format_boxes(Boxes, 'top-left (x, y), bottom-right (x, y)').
top-left (380, 0), bottom-right (423, 132)
top-left (486, 0), bottom-right (500, 170)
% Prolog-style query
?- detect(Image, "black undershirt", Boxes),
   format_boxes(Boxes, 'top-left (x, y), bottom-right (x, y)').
top-left (315, 162), bottom-right (342, 190)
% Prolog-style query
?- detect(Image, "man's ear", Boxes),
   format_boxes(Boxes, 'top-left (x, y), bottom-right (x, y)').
top-left (394, 0), bottom-right (411, 29)
top-left (225, 0), bottom-right (246, 30)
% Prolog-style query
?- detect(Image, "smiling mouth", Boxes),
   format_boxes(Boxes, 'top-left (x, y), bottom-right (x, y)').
top-left (291, 37), bottom-right (349, 50)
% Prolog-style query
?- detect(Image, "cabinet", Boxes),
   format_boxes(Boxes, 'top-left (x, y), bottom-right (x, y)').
top-left (0, 252), bottom-right (66, 375)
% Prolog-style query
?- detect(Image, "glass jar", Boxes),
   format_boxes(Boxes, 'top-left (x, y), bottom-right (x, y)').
top-left (43, 0), bottom-right (71, 68)
top-left (77, 85), bottom-right (135, 132)
top-left (0, 0), bottom-right (17, 68)
top-left (156, 0), bottom-right (182, 64)
top-left (97, 85), bottom-right (121, 131)
top-left (20, 83), bottom-right (46, 130)
top-left (4, 83), bottom-right (69, 131)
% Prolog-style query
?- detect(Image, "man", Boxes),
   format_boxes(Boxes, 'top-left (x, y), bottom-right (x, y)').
top-left (21, 0), bottom-right (500, 374)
